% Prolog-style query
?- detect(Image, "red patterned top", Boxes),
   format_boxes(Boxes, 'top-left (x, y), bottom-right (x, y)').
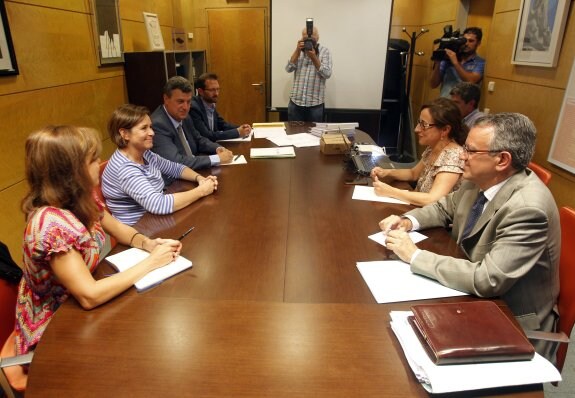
top-left (14, 197), bottom-right (106, 355)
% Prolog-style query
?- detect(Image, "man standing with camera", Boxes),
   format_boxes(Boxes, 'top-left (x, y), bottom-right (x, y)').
top-left (285, 20), bottom-right (332, 122)
top-left (430, 27), bottom-right (485, 98)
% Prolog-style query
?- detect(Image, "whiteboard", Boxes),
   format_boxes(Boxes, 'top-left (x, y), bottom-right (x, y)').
top-left (271, 0), bottom-right (392, 110)
top-left (548, 57), bottom-right (575, 174)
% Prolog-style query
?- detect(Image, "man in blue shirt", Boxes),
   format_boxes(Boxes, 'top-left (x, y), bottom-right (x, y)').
top-left (430, 27), bottom-right (485, 98)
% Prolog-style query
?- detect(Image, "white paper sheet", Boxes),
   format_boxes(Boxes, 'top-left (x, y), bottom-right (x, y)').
top-left (389, 311), bottom-right (561, 394)
top-left (267, 133), bottom-right (320, 148)
top-left (105, 248), bottom-right (193, 292)
top-left (352, 185), bottom-right (410, 205)
top-left (368, 231), bottom-right (427, 247)
top-left (253, 127), bottom-right (287, 139)
top-left (250, 146), bottom-right (295, 158)
top-left (220, 155), bottom-right (247, 165)
top-left (356, 261), bottom-right (468, 303)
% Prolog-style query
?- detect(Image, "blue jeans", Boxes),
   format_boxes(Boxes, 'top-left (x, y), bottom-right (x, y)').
top-left (288, 100), bottom-right (325, 122)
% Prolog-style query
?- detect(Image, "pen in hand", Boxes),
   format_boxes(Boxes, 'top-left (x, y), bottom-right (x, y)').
top-left (178, 226), bottom-right (195, 241)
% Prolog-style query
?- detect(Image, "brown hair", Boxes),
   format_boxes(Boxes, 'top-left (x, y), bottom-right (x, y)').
top-left (107, 104), bottom-right (150, 149)
top-left (421, 97), bottom-right (468, 145)
top-left (22, 125), bottom-right (102, 229)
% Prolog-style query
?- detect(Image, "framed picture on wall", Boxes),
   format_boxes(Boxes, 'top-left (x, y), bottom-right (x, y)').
top-left (91, 0), bottom-right (124, 65)
top-left (511, 0), bottom-right (570, 67)
top-left (143, 12), bottom-right (165, 51)
top-left (0, 0), bottom-right (19, 76)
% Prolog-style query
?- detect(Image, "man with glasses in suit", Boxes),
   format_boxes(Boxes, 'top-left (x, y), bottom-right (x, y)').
top-left (380, 113), bottom-right (560, 360)
top-left (191, 73), bottom-right (252, 142)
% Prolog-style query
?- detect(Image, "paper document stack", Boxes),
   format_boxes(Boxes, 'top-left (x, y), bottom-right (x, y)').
top-left (105, 248), bottom-right (193, 292)
top-left (309, 122), bottom-right (358, 138)
top-left (250, 146), bottom-right (296, 158)
top-left (389, 311), bottom-right (561, 394)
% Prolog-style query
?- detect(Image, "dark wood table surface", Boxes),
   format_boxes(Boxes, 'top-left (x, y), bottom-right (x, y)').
top-left (25, 123), bottom-right (543, 397)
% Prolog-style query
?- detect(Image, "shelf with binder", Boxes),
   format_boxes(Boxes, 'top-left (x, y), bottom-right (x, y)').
top-left (123, 50), bottom-right (206, 112)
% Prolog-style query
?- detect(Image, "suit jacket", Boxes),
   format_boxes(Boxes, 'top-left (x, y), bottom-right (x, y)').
top-left (190, 96), bottom-right (239, 141)
top-left (406, 170), bottom-right (560, 355)
top-left (151, 105), bottom-right (221, 170)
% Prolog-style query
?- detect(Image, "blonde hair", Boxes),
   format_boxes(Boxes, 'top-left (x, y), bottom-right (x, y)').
top-left (22, 125), bottom-right (102, 229)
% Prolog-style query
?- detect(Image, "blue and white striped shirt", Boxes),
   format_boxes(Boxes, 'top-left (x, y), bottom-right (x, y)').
top-left (102, 150), bottom-right (186, 225)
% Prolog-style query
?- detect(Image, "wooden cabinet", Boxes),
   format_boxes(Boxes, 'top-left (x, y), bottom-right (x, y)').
top-left (124, 51), bottom-right (206, 112)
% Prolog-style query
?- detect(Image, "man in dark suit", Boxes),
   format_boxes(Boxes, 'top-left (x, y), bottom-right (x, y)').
top-left (380, 113), bottom-right (560, 359)
top-left (151, 76), bottom-right (234, 170)
top-left (191, 73), bottom-right (252, 142)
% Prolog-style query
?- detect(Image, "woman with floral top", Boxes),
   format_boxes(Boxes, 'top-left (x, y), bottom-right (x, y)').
top-left (0, 125), bottom-right (181, 391)
top-left (371, 97), bottom-right (468, 206)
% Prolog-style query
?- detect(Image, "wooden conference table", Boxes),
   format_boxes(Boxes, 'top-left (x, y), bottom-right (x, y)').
top-left (26, 123), bottom-right (543, 397)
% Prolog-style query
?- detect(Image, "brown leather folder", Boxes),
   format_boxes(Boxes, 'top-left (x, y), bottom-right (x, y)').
top-left (409, 301), bottom-right (535, 365)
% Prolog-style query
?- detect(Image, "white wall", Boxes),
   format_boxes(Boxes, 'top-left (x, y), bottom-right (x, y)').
top-left (271, 0), bottom-right (393, 110)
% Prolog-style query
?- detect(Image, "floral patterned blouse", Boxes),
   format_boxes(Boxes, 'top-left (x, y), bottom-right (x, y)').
top-left (14, 197), bottom-right (106, 356)
top-left (415, 146), bottom-right (465, 193)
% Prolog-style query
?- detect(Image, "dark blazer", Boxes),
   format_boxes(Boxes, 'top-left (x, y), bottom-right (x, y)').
top-left (406, 170), bottom-right (560, 358)
top-left (151, 105), bottom-right (221, 170)
top-left (190, 96), bottom-right (239, 141)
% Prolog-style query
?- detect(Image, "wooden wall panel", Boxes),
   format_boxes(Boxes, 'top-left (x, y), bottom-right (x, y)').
top-left (467, 0), bottom-right (494, 59)
top-left (486, 5), bottom-right (575, 88)
top-left (10, 0), bottom-right (89, 13)
top-left (1, 2), bottom-right (122, 95)
top-left (421, 0), bottom-right (458, 26)
top-left (494, 0), bottom-right (521, 13)
top-left (392, 0), bottom-right (422, 27)
top-left (0, 181), bottom-right (29, 262)
top-left (0, 76), bottom-right (125, 189)
top-left (120, 0), bottom-right (173, 24)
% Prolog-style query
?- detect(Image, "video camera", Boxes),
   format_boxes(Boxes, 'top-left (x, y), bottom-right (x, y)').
top-left (431, 25), bottom-right (467, 62)
top-left (303, 18), bottom-right (315, 52)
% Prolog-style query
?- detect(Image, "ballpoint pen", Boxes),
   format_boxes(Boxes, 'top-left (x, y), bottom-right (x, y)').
top-left (178, 226), bottom-right (195, 241)
top-left (233, 154), bottom-right (240, 161)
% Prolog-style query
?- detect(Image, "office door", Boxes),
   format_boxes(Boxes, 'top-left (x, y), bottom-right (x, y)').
top-left (207, 9), bottom-right (266, 124)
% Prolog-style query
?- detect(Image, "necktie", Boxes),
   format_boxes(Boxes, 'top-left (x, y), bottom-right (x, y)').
top-left (177, 124), bottom-right (193, 156)
top-left (462, 192), bottom-right (488, 239)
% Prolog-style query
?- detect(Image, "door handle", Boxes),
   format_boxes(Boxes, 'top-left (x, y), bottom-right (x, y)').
top-left (251, 82), bottom-right (264, 94)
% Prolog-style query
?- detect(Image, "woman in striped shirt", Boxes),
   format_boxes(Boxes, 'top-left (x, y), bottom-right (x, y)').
top-left (102, 104), bottom-right (217, 225)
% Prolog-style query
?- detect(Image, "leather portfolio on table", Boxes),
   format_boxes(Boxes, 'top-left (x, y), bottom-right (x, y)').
top-left (409, 301), bottom-right (535, 365)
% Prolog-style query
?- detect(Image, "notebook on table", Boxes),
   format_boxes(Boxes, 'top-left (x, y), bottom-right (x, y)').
top-left (409, 301), bottom-right (535, 365)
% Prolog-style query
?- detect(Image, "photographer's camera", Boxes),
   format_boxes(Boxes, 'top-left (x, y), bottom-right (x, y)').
top-left (303, 18), bottom-right (315, 52)
top-left (431, 25), bottom-right (467, 62)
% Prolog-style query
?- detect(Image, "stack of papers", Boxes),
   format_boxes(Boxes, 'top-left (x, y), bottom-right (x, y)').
top-left (267, 133), bottom-right (320, 148)
top-left (105, 248), bottom-right (193, 292)
top-left (252, 122), bottom-right (287, 139)
top-left (309, 122), bottom-right (358, 138)
top-left (389, 311), bottom-right (561, 393)
top-left (250, 146), bottom-right (295, 158)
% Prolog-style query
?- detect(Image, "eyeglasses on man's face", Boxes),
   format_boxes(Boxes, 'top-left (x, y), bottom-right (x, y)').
top-left (416, 119), bottom-right (436, 130)
top-left (461, 144), bottom-right (502, 156)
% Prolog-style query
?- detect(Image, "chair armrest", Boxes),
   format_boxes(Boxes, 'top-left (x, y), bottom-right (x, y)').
top-left (524, 330), bottom-right (570, 343)
top-left (0, 352), bottom-right (34, 368)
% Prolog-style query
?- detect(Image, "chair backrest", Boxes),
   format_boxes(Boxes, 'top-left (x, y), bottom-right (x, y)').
top-left (556, 206), bottom-right (575, 373)
top-left (96, 160), bottom-right (108, 205)
top-left (528, 161), bottom-right (552, 186)
top-left (0, 280), bottom-right (17, 349)
top-left (97, 160), bottom-right (117, 250)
